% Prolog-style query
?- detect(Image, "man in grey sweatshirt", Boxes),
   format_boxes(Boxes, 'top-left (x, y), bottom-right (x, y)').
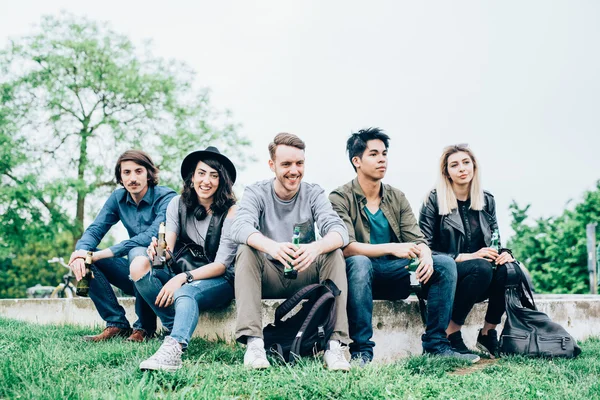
top-left (230, 132), bottom-right (351, 371)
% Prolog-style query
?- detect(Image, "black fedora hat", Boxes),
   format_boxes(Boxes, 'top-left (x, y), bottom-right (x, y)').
top-left (180, 146), bottom-right (237, 184)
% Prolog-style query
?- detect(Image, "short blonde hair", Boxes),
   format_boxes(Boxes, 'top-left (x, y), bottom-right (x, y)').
top-left (434, 144), bottom-right (484, 215)
top-left (268, 132), bottom-right (306, 160)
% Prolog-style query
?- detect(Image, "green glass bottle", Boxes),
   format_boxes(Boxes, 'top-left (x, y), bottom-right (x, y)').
top-left (284, 227), bottom-right (300, 279)
top-left (75, 251), bottom-right (94, 297)
top-left (490, 229), bottom-right (500, 251)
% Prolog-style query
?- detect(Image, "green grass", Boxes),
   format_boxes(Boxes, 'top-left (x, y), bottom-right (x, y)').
top-left (1, 317), bottom-right (599, 399)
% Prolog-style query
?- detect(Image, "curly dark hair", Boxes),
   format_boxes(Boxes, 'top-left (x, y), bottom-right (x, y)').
top-left (181, 157), bottom-right (236, 219)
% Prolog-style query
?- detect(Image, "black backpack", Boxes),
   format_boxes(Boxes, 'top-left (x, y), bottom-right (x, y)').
top-left (263, 279), bottom-right (340, 363)
top-left (499, 262), bottom-right (582, 358)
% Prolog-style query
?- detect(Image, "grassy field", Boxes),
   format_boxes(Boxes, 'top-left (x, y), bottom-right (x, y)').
top-left (1, 317), bottom-right (598, 399)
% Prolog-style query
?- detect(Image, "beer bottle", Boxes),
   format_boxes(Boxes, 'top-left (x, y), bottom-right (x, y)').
top-left (152, 222), bottom-right (167, 268)
top-left (75, 251), bottom-right (94, 297)
top-left (284, 226), bottom-right (300, 279)
top-left (490, 229), bottom-right (500, 252)
top-left (407, 257), bottom-right (422, 293)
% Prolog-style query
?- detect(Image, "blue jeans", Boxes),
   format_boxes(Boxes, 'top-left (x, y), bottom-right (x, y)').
top-left (346, 255), bottom-right (457, 358)
top-left (133, 266), bottom-right (177, 332)
top-left (88, 246), bottom-right (156, 333)
top-left (169, 277), bottom-right (234, 348)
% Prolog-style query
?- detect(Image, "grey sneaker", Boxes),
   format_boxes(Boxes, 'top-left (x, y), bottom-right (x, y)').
top-left (428, 348), bottom-right (480, 363)
top-left (244, 342), bottom-right (271, 369)
top-left (139, 336), bottom-right (183, 372)
top-left (323, 341), bottom-right (351, 371)
top-left (350, 353), bottom-right (372, 368)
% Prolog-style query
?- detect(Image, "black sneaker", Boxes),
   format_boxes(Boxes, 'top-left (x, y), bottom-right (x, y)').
top-left (476, 329), bottom-right (499, 358)
top-left (447, 331), bottom-right (471, 354)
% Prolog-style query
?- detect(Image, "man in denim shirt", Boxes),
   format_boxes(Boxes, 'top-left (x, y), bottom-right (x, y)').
top-left (69, 150), bottom-right (176, 342)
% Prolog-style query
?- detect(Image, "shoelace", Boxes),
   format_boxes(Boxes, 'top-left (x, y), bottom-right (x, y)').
top-left (248, 345), bottom-right (267, 360)
top-left (152, 339), bottom-right (181, 362)
top-left (328, 347), bottom-right (347, 363)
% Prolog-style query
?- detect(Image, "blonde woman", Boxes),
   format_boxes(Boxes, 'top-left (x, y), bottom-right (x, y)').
top-left (419, 144), bottom-right (515, 358)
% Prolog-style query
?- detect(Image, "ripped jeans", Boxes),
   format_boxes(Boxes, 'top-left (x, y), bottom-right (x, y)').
top-left (133, 266), bottom-right (177, 332)
top-left (134, 266), bottom-right (234, 347)
top-left (88, 246), bottom-right (156, 334)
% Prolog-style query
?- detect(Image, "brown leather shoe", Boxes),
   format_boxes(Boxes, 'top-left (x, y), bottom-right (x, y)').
top-left (126, 329), bottom-right (150, 342)
top-left (82, 327), bottom-right (131, 342)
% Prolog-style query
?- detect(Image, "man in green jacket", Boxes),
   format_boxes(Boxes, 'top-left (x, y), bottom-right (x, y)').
top-left (329, 128), bottom-right (479, 365)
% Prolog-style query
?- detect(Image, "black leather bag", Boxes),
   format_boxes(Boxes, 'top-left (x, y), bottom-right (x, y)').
top-left (167, 244), bottom-right (210, 274)
top-left (499, 263), bottom-right (581, 358)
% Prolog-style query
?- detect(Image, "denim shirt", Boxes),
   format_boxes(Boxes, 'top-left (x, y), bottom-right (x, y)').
top-left (75, 185), bottom-right (177, 258)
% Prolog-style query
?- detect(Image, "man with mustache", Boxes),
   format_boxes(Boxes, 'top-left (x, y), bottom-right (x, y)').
top-left (69, 150), bottom-right (176, 342)
top-left (230, 133), bottom-right (351, 371)
top-left (329, 128), bottom-right (479, 365)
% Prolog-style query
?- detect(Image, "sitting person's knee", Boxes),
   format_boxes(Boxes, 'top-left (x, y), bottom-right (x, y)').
top-left (235, 244), bottom-right (261, 267)
top-left (130, 256), bottom-right (150, 281)
top-left (346, 255), bottom-right (373, 278)
top-left (432, 255), bottom-right (457, 281)
top-left (127, 246), bottom-right (148, 260)
top-left (173, 285), bottom-right (194, 303)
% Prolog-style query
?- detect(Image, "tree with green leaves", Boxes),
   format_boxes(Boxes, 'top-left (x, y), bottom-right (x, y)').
top-left (508, 181), bottom-right (600, 293)
top-left (0, 13), bottom-right (251, 297)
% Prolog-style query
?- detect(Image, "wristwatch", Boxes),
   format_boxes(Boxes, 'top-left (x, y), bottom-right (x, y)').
top-left (184, 271), bottom-right (194, 284)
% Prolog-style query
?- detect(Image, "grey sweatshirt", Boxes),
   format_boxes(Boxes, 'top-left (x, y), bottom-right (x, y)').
top-left (230, 179), bottom-right (349, 250)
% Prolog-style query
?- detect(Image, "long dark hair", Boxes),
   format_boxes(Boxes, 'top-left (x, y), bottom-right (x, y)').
top-left (181, 157), bottom-right (236, 219)
top-left (114, 150), bottom-right (159, 186)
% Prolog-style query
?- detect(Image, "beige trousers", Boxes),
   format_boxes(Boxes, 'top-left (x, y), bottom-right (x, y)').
top-left (234, 244), bottom-right (349, 344)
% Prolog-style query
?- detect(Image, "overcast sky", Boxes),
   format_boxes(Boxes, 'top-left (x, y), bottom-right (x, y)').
top-left (1, 1), bottom-right (599, 241)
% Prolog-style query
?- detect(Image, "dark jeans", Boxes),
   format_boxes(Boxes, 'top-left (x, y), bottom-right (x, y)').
top-left (88, 247), bottom-right (156, 334)
top-left (346, 255), bottom-right (457, 358)
top-left (452, 259), bottom-right (509, 325)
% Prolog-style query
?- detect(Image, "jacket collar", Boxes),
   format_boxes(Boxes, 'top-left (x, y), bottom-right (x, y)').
top-left (445, 208), bottom-right (465, 235)
top-left (351, 177), bottom-right (385, 205)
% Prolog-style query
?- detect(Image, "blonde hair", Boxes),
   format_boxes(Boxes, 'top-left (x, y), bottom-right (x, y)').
top-left (434, 144), bottom-right (484, 215)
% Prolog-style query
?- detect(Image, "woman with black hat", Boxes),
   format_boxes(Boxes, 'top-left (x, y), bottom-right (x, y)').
top-left (130, 146), bottom-right (238, 371)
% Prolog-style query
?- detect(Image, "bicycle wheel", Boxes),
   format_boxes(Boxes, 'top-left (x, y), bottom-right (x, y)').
top-left (50, 283), bottom-right (76, 299)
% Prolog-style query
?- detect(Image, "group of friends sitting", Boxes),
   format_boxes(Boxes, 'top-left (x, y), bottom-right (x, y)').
top-left (67, 128), bottom-right (517, 372)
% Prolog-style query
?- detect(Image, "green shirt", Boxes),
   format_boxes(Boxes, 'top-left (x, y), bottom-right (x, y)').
top-left (329, 178), bottom-right (426, 246)
top-left (364, 207), bottom-right (392, 245)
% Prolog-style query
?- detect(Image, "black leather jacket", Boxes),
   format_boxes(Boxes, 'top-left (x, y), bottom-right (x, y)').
top-left (418, 190), bottom-right (501, 260)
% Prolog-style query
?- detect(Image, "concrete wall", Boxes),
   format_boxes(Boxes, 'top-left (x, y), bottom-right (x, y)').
top-left (1, 295), bottom-right (599, 362)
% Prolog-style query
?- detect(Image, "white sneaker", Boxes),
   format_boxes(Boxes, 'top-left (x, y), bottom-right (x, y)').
top-left (323, 341), bottom-right (351, 372)
top-left (139, 336), bottom-right (183, 372)
top-left (244, 341), bottom-right (271, 369)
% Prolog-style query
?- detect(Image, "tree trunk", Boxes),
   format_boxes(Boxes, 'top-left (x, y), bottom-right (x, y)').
top-left (74, 123), bottom-right (90, 247)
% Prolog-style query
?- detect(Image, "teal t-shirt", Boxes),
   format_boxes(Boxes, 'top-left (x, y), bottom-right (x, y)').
top-left (364, 207), bottom-right (391, 245)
